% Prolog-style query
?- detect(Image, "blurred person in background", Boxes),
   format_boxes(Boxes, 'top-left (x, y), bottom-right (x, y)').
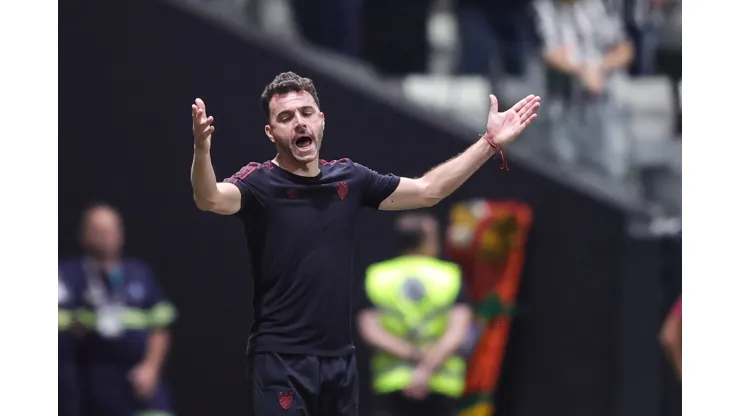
top-left (59, 268), bottom-right (85, 416)
top-left (455, 0), bottom-right (534, 79)
top-left (659, 294), bottom-right (681, 381)
top-left (653, 0), bottom-right (681, 137)
top-left (292, 0), bottom-right (361, 57)
top-left (533, 0), bottom-right (634, 177)
top-left (360, 0), bottom-right (435, 76)
top-left (357, 213), bottom-right (473, 416)
top-left (607, 0), bottom-right (661, 76)
top-left (59, 204), bottom-right (178, 416)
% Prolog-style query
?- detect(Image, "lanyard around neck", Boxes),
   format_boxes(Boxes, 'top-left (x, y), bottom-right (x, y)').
top-left (83, 259), bottom-right (126, 307)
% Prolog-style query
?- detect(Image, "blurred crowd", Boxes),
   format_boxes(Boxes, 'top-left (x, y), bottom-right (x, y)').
top-left (234, 0), bottom-right (681, 181)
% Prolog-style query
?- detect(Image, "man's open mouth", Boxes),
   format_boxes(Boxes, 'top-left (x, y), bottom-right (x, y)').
top-left (295, 136), bottom-right (313, 149)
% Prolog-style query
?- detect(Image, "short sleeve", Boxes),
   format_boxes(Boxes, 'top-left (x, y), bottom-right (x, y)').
top-left (223, 162), bottom-right (263, 213)
top-left (138, 265), bottom-right (178, 328)
top-left (354, 162), bottom-right (401, 209)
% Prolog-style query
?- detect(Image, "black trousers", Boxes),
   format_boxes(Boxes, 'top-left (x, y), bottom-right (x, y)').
top-left (375, 391), bottom-right (458, 416)
top-left (246, 351), bottom-right (359, 415)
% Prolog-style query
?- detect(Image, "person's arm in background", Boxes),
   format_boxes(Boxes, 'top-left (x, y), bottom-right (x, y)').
top-left (418, 305), bottom-right (473, 374)
top-left (190, 98), bottom-right (244, 215)
top-left (587, 5), bottom-right (633, 93)
top-left (659, 296), bottom-right (682, 380)
top-left (599, 11), bottom-right (634, 74)
top-left (600, 42), bottom-right (634, 72)
top-left (135, 328), bottom-right (171, 389)
top-left (357, 310), bottom-right (423, 360)
top-left (533, 0), bottom-right (579, 74)
top-left (129, 268), bottom-right (178, 399)
top-left (376, 95), bottom-right (539, 211)
top-left (356, 282), bottom-right (422, 361)
top-left (404, 285), bottom-right (473, 399)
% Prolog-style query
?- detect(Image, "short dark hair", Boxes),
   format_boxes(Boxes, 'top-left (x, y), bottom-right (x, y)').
top-left (398, 229), bottom-right (425, 252)
top-left (395, 213), bottom-right (437, 253)
top-left (260, 72), bottom-right (320, 119)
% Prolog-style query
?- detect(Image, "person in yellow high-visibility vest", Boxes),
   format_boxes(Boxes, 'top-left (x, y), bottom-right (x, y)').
top-left (357, 213), bottom-right (473, 416)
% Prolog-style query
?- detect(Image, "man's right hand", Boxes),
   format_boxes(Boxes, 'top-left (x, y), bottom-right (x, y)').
top-left (192, 98), bottom-right (215, 152)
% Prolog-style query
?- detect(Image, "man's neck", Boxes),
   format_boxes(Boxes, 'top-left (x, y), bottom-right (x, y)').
top-left (273, 154), bottom-right (320, 177)
top-left (88, 255), bottom-right (120, 271)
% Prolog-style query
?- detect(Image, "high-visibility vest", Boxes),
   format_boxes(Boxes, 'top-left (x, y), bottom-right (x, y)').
top-left (365, 255), bottom-right (466, 397)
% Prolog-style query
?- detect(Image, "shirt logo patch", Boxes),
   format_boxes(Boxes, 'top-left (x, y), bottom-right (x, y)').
top-left (278, 391), bottom-right (294, 409)
top-left (336, 181), bottom-right (348, 200)
top-left (128, 282), bottom-right (146, 302)
top-left (286, 189), bottom-right (298, 199)
top-left (401, 277), bottom-right (426, 302)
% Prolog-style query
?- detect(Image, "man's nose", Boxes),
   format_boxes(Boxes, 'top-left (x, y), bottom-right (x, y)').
top-left (294, 118), bottom-right (307, 131)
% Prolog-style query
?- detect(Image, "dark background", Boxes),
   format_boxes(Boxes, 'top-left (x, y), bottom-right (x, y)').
top-left (59, 0), bottom-right (681, 415)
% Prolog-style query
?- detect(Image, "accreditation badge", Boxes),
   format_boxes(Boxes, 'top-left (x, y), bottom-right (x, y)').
top-left (97, 303), bottom-right (125, 338)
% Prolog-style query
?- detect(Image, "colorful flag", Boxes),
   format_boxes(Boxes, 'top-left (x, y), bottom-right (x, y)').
top-left (446, 200), bottom-right (533, 416)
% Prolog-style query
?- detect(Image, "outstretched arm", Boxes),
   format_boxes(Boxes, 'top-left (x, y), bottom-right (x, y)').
top-left (378, 95), bottom-right (540, 211)
top-left (190, 98), bottom-right (243, 215)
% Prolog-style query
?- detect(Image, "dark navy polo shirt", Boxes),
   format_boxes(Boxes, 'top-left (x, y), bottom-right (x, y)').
top-left (225, 159), bottom-right (400, 356)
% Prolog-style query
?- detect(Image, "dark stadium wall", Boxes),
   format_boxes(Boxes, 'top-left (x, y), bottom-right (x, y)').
top-left (59, 0), bottom-right (679, 415)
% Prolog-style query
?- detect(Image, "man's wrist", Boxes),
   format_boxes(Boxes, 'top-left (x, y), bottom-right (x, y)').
top-left (194, 145), bottom-right (210, 155)
top-left (480, 134), bottom-right (500, 151)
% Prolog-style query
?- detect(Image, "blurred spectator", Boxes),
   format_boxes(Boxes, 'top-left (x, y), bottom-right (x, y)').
top-left (59, 268), bottom-right (85, 416)
top-left (607, 0), bottom-right (660, 75)
top-left (292, 0), bottom-right (361, 56)
top-left (59, 204), bottom-right (178, 416)
top-left (534, 0), bottom-right (635, 177)
top-left (360, 0), bottom-right (435, 76)
top-left (357, 213), bottom-right (472, 416)
top-left (659, 295), bottom-right (681, 381)
top-left (456, 0), bottom-right (534, 78)
top-left (653, 0), bottom-right (681, 137)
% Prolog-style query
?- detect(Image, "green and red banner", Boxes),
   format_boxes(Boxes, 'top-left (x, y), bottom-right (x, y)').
top-left (446, 200), bottom-right (533, 416)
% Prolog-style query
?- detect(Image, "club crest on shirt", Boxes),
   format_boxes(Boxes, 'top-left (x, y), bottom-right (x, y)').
top-left (401, 277), bottom-right (426, 302)
top-left (336, 181), bottom-right (348, 200)
top-left (278, 391), bottom-right (294, 409)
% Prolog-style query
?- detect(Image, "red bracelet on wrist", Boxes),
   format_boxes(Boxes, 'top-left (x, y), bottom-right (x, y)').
top-left (481, 134), bottom-right (509, 171)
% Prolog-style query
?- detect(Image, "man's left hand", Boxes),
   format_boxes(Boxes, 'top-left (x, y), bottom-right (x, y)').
top-left (129, 362), bottom-right (159, 399)
top-left (485, 94), bottom-right (540, 147)
top-left (403, 366), bottom-right (433, 400)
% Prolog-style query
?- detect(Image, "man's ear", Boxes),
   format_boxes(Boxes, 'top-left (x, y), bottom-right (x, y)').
top-left (265, 125), bottom-right (275, 143)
